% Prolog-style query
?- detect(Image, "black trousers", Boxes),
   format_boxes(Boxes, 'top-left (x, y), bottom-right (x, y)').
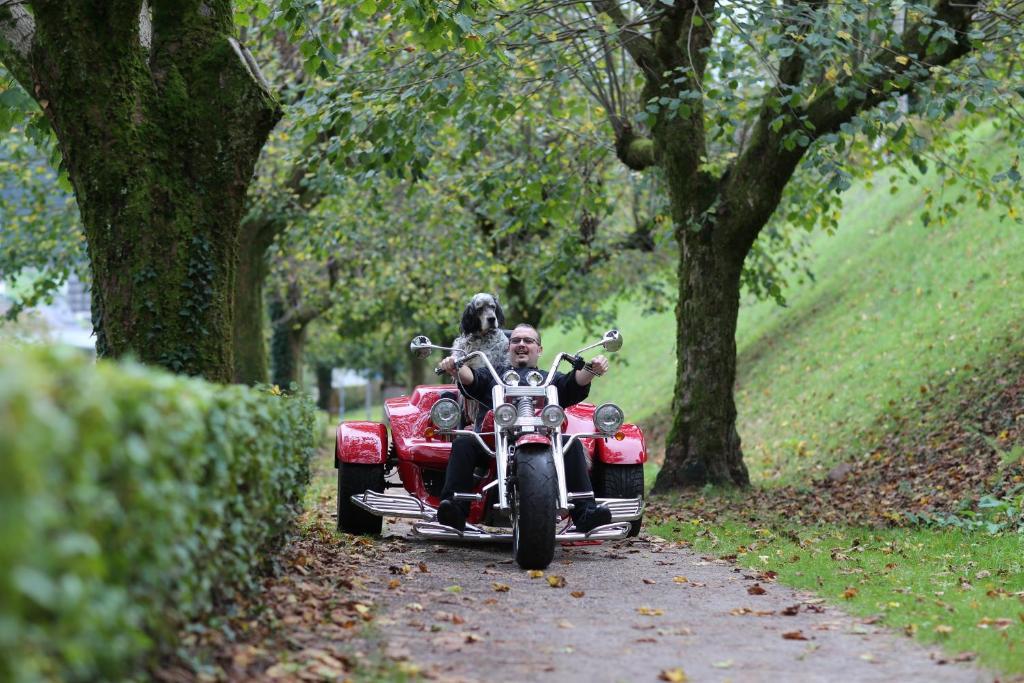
top-left (440, 435), bottom-right (595, 515)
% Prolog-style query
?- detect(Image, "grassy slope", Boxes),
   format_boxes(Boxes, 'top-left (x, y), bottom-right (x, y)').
top-left (542, 123), bottom-right (1024, 485)
top-left (540, 124), bottom-right (1024, 673)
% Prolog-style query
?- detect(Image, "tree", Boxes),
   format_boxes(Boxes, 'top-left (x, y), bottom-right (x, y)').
top-left (0, 2), bottom-right (281, 381)
top-left (515, 0), bottom-right (1022, 490)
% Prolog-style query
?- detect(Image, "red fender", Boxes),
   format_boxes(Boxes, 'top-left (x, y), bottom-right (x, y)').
top-left (335, 421), bottom-right (388, 466)
top-left (516, 433), bottom-right (552, 448)
top-left (594, 423), bottom-right (647, 465)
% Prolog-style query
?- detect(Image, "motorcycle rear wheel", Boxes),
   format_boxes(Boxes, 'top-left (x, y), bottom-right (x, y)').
top-left (511, 446), bottom-right (557, 569)
top-left (337, 462), bottom-right (385, 535)
top-left (594, 463), bottom-right (644, 537)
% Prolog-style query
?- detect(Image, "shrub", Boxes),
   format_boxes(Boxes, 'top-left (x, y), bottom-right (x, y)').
top-left (0, 345), bottom-right (316, 682)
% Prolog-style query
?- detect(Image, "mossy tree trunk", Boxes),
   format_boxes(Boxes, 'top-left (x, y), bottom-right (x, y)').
top-left (592, 0), bottom-right (977, 491)
top-left (0, 2), bottom-right (280, 382)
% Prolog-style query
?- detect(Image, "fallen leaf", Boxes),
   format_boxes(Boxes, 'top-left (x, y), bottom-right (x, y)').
top-left (570, 591), bottom-right (585, 598)
top-left (445, 585), bottom-right (462, 593)
top-left (637, 606), bottom-right (664, 616)
top-left (673, 576), bottom-right (689, 584)
top-left (528, 570), bottom-right (544, 579)
top-left (782, 630), bottom-right (809, 640)
top-left (418, 562), bottom-right (429, 572)
top-left (843, 587), bottom-right (859, 600)
top-left (658, 668), bottom-right (688, 682)
top-left (934, 624), bottom-right (954, 635)
top-left (643, 578), bottom-right (657, 585)
top-left (976, 617), bottom-right (1013, 630)
top-left (712, 660), bottom-right (734, 669)
top-left (406, 602), bottom-right (423, 612)
top-left (464, 633), bottom-right (482, 643)
top-left (492, 583), bottom-right (511, 593)
top-left (557, 619), bottom-right (574, 629)
top-left (353, 603), bottom-right (370, 616)
top-left (747, 583), bottom-right (767, 595)
top-left (781, 605), bottom-right (800, 616)
top-left (387, 578), bottom-right (401, 589)
top-left (547, 575), bottom-right (567, 588)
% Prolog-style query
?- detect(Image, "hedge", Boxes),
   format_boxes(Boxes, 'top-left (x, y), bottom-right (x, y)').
top-left (0, 345), bottom-right (317, 682)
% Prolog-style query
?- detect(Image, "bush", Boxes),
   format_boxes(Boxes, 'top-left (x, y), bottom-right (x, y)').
top-left (0, 345), bottom-right (317, 682)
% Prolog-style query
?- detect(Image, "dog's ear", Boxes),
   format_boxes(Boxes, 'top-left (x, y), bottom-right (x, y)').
top-left (460, 302), bottom-right (480, 334)
top-left (494, 297), bottom-right (505, 327)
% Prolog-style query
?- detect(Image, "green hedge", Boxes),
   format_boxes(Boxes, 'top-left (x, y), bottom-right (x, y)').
top-left (0, 345), bottom-right (317, 682)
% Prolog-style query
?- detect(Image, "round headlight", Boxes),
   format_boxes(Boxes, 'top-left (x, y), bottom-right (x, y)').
top-left (430, 398), bottom-right (461, 430)
top-left (525, 370), bottom-right (544, 386)
top-left (540, 404), bottom-right (564, 428)
top-left (494, 403), bottom-right (518, 428)
top-left (593, 402), bottom-right (624, 435)
top-left (502, 370), bottom-right (521, 386)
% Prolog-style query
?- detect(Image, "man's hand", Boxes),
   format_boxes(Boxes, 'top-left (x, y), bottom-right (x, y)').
top-left (575, 354), bottom-right (609, 386)
top-left (439, 355), bottom-right (475, 385)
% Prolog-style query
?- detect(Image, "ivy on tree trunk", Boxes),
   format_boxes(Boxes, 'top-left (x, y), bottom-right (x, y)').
top-left (0, 1), bottom-right (280, 382)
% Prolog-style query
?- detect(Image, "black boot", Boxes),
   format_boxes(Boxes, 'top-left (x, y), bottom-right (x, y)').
top-left (437, 498), bottom-right (468, 532)
top-left (572, 498), bottom-right (612, 533)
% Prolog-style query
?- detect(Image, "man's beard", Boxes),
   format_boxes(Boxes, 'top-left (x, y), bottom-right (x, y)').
top-left (513, 358), bottom-right (528, 369)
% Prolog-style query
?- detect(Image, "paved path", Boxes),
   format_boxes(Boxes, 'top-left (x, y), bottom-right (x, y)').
top-left (357, 521), bottom-right (992, 683)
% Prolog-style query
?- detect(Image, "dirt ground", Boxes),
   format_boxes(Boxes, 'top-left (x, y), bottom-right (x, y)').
top-left (175, 459), bottom-right (1002, 683)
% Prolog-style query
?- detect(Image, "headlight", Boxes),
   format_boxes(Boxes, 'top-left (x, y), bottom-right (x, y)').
top-left (540, 404), bottom-right (564, 428)
top-left (430, 398), bottom-right (461, 430)
top-left (593, 403), bottom-right (624, 435)
top-left (525, 370), bottom-right (544, 386)
top-left (502, 370), bottom-right (521, 386)
top-left (494, 403), bottom-right (518, 428)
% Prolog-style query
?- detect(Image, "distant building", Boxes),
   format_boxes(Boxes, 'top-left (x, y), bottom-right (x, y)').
top-left (0, 273), bottom-right (95, 354)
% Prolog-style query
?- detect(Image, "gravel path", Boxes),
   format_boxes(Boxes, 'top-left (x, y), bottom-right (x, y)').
top-left (363, 520), bottom-right (993, 683)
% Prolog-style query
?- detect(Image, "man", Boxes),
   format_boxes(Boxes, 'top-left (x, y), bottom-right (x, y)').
top-left (436, 323), bottom-right (613, 533)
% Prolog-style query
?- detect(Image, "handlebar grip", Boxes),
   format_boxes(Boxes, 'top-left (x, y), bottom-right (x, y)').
top-left (434, 366), bottom-right (446, 376)
top-left (567, 354), bottom-right (586, 372)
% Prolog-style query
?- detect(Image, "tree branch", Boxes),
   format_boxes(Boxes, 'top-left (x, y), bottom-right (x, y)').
top-left (0, 0), bottom-right (37, 86)
top-left (721, 0), bottom-right (978, 260)
top-left (592, 0), bottom-right (660, 79)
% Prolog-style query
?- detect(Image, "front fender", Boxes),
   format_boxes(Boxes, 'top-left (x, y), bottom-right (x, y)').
top-left (335, 421), bottom-right (388, 466)
top-left (595, 424), bottom-right (647, 465)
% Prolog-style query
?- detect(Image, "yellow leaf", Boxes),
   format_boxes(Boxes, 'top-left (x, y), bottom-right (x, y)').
top-left (492, 583), bottom-right (511, 592)
top-left (836, 30), bottom-right (852, 41)
top-left (547, 575), bottom-right (567, 588)
top-left (895, 55), bottom-right (910, 65)
top-left (527, 570), bottom-right (544, 579)
top-left (659, 668), bottom-right (688, 682)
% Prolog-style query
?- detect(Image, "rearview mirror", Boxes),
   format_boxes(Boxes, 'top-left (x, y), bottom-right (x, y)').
top-left (409, 335), bottom-right (434, 359)
top-left (601, 329), bottom-right (622, 353)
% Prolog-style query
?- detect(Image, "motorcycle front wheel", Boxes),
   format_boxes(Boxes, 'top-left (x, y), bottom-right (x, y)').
top-left (511, 445), bottom-right (558, 569)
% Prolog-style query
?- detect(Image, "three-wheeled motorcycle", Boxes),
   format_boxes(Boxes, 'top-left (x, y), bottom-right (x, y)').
top-left (334, 329), bottom-right (646, 569)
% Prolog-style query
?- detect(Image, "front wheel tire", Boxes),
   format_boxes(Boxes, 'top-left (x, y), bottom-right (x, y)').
top-left (511, 447), bottom-right (557, 569)
top-left (337, 462), bottom-right (385, 535)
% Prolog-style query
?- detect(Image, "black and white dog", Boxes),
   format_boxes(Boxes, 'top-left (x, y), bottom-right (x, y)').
top-left (452, 292), bottom-right (509, 372)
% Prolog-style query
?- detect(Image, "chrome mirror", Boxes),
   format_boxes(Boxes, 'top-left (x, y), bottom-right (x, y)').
top-left (601, 329), bottom-right (623, 353)
top-left (574, 328), bottom-right (623, 356)
top-left (409, 335), bottom-right (433, 359)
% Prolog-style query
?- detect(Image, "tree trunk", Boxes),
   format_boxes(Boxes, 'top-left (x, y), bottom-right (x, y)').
top-left (1, 4), bottom-right (280, 382)
top-left (652, 225), bottom-right (750, 492)
top-left (408, 354), bottom-right (427, 391)
top-left (232, 217), bottom-right (277, 384)
top-left (270, 308), bottom-right (308, 389)
top-left (315, 362), bottom-right (333, 411)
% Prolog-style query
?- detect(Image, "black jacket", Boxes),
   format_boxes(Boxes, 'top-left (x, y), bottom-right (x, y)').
top-left (459, 366), bottom-right (590, 431)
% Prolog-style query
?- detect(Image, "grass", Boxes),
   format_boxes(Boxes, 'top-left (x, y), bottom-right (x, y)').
top-left (648, 513), bottom-right (1024, 674)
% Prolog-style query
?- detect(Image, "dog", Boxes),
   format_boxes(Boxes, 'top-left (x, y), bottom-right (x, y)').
top-left (451, 292), bottom-right (509, 373)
